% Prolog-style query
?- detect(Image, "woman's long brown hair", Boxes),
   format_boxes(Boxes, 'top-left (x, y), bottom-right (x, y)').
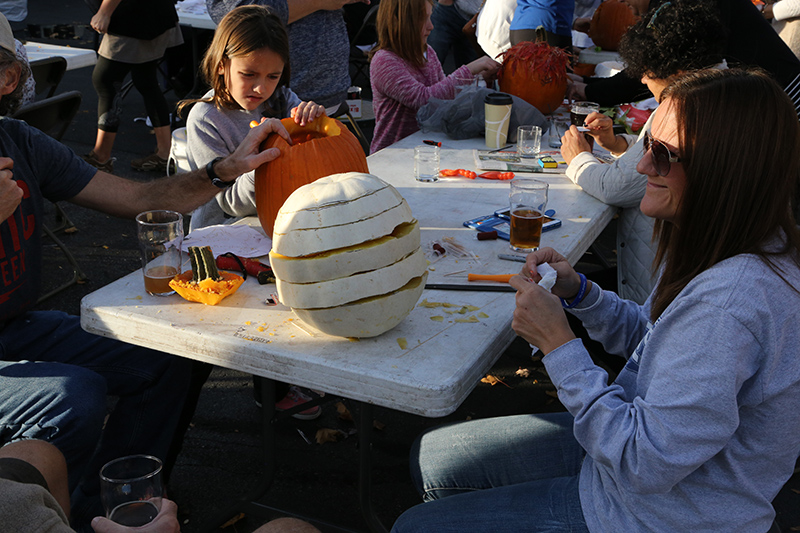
top-left (370, 0), bottom-right (434, 69)
top-left (650, 68), bottom-right (800, 320)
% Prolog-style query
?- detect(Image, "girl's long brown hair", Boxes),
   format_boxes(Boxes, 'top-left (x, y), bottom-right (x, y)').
top-left (177, 5), bottom-right (290, 117)
top-left (370, 0), bottom-right (434, 69)
top-left (650, 68), bottom-right (800, 320)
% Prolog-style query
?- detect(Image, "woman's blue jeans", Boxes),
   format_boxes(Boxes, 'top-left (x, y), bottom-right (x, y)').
top-left (0, 310), bottom-right (192, 527)
top-left (392, 412), bottom-right (589, 532)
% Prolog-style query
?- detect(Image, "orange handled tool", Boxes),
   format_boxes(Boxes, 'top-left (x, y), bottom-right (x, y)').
top-left (467, 273), bottom-right (515, 283)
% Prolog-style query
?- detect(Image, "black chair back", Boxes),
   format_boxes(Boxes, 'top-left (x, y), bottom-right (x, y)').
top-left (12, 90), bottom-right (82, 141)
top-left (29, 56), bottom-right (68, 99)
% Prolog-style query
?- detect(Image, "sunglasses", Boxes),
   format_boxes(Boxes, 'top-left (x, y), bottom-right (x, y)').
top-left (643, 131), bottom-right (681, 176)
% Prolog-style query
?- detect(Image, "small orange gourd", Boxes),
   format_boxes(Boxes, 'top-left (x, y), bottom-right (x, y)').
top-left (588, 0), bottom-right (639, 51)
top-left (253, 116), bottom-right (369, 236)
top-left (170, 246), bottom-right (244, 306)
top-left (497, 41), bottom-right (569, 115)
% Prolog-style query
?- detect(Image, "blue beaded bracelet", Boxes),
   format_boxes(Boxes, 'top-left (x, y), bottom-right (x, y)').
top-left (561, 273), bottom-right (587, 309)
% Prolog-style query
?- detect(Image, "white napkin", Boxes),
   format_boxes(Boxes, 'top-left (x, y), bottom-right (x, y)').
top-left (529, 262), bottom-right (557, 354)
top-left (182, 224), bottom-right (272, 258)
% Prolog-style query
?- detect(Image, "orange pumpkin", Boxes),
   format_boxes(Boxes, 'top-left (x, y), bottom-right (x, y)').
top-left (254, 115), bottom-right (369, 236)
top-left (497, 41), bottom-right (569, 115)
top-left (588, 0), bottom-right (639, 51)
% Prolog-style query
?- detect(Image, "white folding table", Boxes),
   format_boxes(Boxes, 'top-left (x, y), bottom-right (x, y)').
top-left (81, 129), bottom-right (616, 531)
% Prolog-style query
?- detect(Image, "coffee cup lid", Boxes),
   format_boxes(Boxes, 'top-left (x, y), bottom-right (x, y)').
top-left (485, 92), bottom-right (513, 105)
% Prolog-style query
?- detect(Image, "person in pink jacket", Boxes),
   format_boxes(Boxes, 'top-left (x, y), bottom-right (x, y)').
top-left (369, 0), bottom-right (499, 154)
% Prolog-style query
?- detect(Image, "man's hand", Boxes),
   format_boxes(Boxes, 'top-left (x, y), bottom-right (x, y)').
top-left (213, 118), bottom-right (291, 183)
top-left (0, 158), bottom-right (22, 223)
top-left (91, 499), bottom-right (180, 533)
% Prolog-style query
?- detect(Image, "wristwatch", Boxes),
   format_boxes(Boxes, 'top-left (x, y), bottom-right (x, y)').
top-left (206, 157), bottom-right (234, 188)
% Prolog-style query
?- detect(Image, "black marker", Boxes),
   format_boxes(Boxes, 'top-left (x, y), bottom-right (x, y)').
top-left (423, 140), bottom-right (442, 147)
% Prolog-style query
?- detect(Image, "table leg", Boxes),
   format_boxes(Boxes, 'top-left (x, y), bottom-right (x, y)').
top-left (357, 401), bottom-right (389, 533)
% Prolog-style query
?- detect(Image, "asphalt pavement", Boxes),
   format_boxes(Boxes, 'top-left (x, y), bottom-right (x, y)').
top-left (19, 1), bottom-right (800, 531)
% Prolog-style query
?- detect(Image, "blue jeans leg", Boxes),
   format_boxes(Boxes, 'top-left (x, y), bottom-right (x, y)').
top-left (393, 412), bottom-right (588, 532)
top-left (0, 359), bottom-right (107, 492)
top-left (0, 310), bottom-right (193, 526)
top-left (427, 3), bottom-right (478, 70)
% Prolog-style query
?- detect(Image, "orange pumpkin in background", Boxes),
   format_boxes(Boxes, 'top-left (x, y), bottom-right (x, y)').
top-left (588, 0), bottom-right (639, 51)
top-left (497, 41), bottom-right (569, 115)
top-left (254, 115), bottom-right (369, 236)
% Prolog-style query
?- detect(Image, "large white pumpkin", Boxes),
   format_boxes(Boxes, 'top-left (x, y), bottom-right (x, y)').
top-left (269, 172), bottom-right (428, 338)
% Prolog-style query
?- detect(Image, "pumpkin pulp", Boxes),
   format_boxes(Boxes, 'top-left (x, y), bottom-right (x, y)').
top-left (169, 246), bottom-right (244, 306)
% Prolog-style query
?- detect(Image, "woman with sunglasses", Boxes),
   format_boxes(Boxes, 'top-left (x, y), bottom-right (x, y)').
top-left (393, 67), bottom-right (800, 533)
top-left (560, 0), bottom-right (726, 304)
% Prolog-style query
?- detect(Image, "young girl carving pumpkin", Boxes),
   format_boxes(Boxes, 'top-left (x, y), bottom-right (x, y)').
top-left (180, 5), bottom-right (325, 231)
top-left (179, 5), bottom-right (324, 419)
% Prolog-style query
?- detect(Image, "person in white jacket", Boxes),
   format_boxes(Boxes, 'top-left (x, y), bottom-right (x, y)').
top-left (764, 0), bottom-right (800, 60)
top-left (560, 0), bottom-right (726, 303)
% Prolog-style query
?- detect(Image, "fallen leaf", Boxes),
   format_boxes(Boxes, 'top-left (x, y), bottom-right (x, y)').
top-left (315, 428), bottom-right (347, 444)
top-left (481, 374), bottom-right (511, 388)
top-left (64, 226), bottom-right (78, 234)
top-left (515, 367), bottom-right (531, 378)
top-left (220, 512), bottom-right (245, 529)
top-left (397, 337), bottom-right (408, 349)
top-left (336, 401), bottom-right (353, 423)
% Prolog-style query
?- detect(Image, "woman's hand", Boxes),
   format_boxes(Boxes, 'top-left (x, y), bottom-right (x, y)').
top-left (509, 275), bottom-right (576, 354)
top-left (91, 499), bottom-right (180, 533)
top-left (467, 56), bottom-right (501, 80)
top-left (567, 79), bottom-right (587, 102)
top-left (291, 101), bottom-right (326, 127)
top-left (90, 12), bottom-right (112, 33)
top-left (560, 125), bottom-right (593, 164)
top-left (520, 247), bottom-right (582, 300)
top-left (584, 111), bottom-right (628, 154)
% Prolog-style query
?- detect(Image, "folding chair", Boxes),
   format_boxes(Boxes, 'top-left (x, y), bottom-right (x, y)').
top-left (12, 90), bottom-right (89, 302)
top-left (331, 102), bottom-right (370, 155)
top-left (28, 56), bottom-right (68, 99)
top-left (348, 3), bottom-right (380, 89)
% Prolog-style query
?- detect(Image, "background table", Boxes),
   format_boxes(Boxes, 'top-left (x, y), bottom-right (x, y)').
top-left (24, 41), bottom-right (97, 70)
top-left (81, 130), bottom-right (615, 530)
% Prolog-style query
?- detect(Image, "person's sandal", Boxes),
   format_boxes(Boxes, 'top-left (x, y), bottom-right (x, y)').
top-left (131, 152), bottom-right (169, 173)
top-left (81, 151), bottom-right (116, 173)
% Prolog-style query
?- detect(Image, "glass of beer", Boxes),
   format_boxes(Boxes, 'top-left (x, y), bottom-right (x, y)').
top-left (100, 455), bottom-right (163, 526)
top-left (136, 210), bottom-right (183, 296)
top-left (570, 101), bottom-right (599, 151)
top-left (509, 179), bottom-right (549, 253)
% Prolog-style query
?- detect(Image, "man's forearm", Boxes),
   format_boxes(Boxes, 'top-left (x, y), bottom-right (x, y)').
top-left (72, 166), bottom-right (234, 219)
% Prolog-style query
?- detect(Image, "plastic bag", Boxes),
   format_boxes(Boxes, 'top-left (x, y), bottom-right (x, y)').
top-left (416, 86), bottom-right (550, 143)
